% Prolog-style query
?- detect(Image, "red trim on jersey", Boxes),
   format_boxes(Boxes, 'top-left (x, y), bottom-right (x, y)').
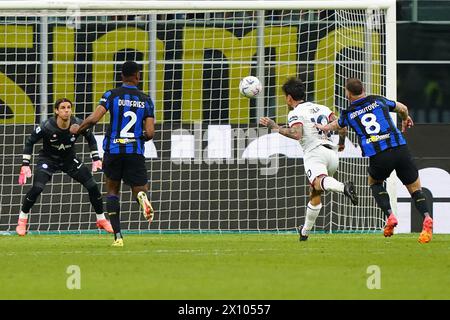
top-left (311, 174), bottom-right (328, 189)
top-left (289, 121), bottom-right (303, 128)
top-left (328, 112), bottom-right (335, 122)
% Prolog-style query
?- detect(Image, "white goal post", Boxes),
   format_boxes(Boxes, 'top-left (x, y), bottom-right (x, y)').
top-left (0, 0), bottom-right (397, 234)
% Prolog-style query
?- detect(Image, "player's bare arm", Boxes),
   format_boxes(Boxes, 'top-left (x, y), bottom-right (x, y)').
top-left (394, 101), bottom-right (414, 133)
top-left (70, 105), bottom-right (107, 135)
top-left (259, 117), bottom-right (302, 140)
top-left (143, 117), bottom-right (155, 141)
top-left (315, 119), bottom-right (342, 133)
top-left (329, 114), bottom-right (347, 151)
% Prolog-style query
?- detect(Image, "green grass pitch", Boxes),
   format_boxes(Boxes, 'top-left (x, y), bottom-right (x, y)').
top-left (0, 233), bottom-right (449, 299)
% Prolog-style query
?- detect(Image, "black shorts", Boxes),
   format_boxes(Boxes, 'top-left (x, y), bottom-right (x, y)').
top-left (103, 153), bottom-right (148, 187)
top-left (35, 155), bottom-right (93, 184)
top-left (368, 144), bottom-right (419, 185)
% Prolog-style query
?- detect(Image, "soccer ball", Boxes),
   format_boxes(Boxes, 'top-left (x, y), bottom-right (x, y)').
top-left (239, 76), bottom-right (262, 98)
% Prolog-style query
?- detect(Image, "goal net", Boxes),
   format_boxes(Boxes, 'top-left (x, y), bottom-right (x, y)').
top-left (0, 1), bottom-right (396, 234)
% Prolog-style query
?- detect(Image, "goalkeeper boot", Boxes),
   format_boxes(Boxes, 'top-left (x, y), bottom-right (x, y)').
top-left (344, 182), bottom-right (358, 205)
top-left (296, 225), bottom-right (309, 241)
top-left (418, 216), bottom-right (433, 244)
top-left (16, 218), bottom-right (28, 236)
top-left (111, 238), bottom-right (124, 247)
top-left (137, 191), bottom-right (154, 222)
top-left (96, 219), bottom-right (114, 233)
top-left (383, 213), bottom-right (398, 237)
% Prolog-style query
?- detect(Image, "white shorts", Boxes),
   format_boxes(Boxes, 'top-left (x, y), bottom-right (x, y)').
top-left (304, 145), bottom-right (339, 184)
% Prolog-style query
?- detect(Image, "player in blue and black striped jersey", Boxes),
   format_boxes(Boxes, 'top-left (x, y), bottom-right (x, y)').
top-left (317, 78), bottom-right (433, 243)
top-left (71, 61), bottom-right (155, 246)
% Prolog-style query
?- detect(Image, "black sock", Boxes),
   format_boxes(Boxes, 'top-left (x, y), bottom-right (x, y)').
top-left (370, 183), bottom-right (392, 218)
top-left (106, 195), bottom-right (121, 240)
top-left (412, 190), bottom-right (430, 219)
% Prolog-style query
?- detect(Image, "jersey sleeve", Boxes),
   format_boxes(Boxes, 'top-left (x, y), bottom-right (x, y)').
top-left (287, 110), bottom-right (303, 127)
top-left (383, 97), bottom-right (397, 111)
top-left (144, 96), bottom-right (155, 119)
top-left (98, 91), bottom-right (112, 110)
top-left (85, 129), bottom-right (100, 161)
top-left (319, 105), bottom-right (334, 122)
top-left (338, 111), bottom-right (348, 128)
top-left (22, 123), bottom-right (44, 165)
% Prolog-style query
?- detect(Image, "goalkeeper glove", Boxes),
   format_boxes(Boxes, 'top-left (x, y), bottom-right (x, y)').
top-left (18, 165), bottom-right (32, 185)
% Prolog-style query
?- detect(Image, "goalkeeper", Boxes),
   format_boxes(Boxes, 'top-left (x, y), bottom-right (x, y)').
top-left (16, 98), bottom-right (113, 236)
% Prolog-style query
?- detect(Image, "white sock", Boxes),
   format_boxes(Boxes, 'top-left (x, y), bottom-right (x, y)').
top-left (303, 202), bottom-right (323, 233)
top-left (19, 211), bottom-right (29, 219)
top-left (96, 213), bottom-right (106, 220)
top-left (322, 176), bottom-right (345, 193)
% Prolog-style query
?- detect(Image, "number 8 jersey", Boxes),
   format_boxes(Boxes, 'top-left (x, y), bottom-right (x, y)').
top-left (338, 95), bottom-right (406, 157)
top-left (99, 84), bottom-right (155, 155)
top-left (287, 101), bottom-right (336, 153)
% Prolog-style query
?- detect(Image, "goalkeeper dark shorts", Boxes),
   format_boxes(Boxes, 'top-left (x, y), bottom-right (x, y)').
top-left (103, 153), bottom-right (148, 187)
top-left (34, 155), bottom-right (93, 185)
top-left (368, 144), bottom-right (419, 185)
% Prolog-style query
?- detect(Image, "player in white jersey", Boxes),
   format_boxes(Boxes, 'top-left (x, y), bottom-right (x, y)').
top-left (259, 78), bottom-right (358, 241)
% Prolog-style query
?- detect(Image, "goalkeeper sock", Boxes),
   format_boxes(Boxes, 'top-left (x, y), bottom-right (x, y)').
top-left (304, 202), bottom-right (322, 232)
top-left (19, 211), bottom-right (29, 219)
top-left (321, 176), bottom-right (345, 193)
top-left (85, 179), bottom-right (104, 215)
top-left (96, 213), bottom-right (106, 220)
top-left (370, 183), bottom-right (392, 218)
top-left (107, 195), bottom-right (122, 240)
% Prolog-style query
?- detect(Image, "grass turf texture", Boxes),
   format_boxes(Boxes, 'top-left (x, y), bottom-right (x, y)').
top-left (0, 233), bottom-right (449, 300)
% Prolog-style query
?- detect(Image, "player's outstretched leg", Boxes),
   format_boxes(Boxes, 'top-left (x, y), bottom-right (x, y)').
top-left (298, 198), bottom-right (322, 242)
top-left (369, 181), bottom-right (398, 237)
top-left (318, 176), bottom-right (358, 206)
top-left (409, 189), bottom-right (433, 243)
top-left (343, 182), bottom-right (358, 205)
top-left (74, 171), bottom-right (114, 234)
top-left (137, 191), bottom-right (154, 222)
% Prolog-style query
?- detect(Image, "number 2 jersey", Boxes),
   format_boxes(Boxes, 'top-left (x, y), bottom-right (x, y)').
top-left (338, 95), bottom-right (406, 157)
top-left (287, 101), bottom-right (335, 153)
top-left (99, 84), bottom-right (155, 155)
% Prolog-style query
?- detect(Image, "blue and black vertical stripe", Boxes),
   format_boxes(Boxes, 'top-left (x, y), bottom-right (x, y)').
top-left (100, 85), bottom-right (155, 155)
top-left (342, 95), bottom-right (406, 157)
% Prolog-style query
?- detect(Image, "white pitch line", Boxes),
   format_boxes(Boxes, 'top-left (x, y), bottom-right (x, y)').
top-left (0, 247), bottom-right (280, 257)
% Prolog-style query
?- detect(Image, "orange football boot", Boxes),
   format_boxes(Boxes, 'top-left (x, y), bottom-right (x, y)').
top-left (384, 213), bottom-right (398, 237)
top-left (418, 216), bottom-right (433, 244)
top-left (96, 219), bottom-right (114, 233)
top-left (16, 218), bottom-right (28, 236)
